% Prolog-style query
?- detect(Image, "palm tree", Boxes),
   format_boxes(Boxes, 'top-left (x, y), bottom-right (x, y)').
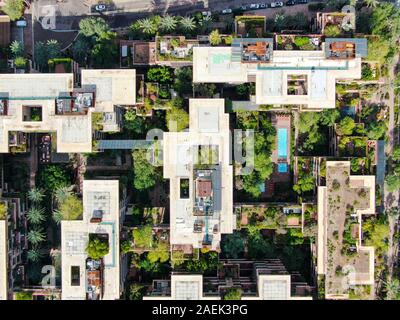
top-left (274, 14), bottom-right (286, 31)
top-left (364, 0), bottom-right (379, 8)
top-left (384, 278), bottom-right (400, 300)
top-left (54, 186), bottom-right (72, 205)
top-left (159, 15), bottom-right (177, 32)
top-left (52, 209), bottom-right (63, 225)
top-left (199, 15), bottom-right (213, 33)
top-left (209, 29), bottom-right (221, 46)
top-left (27, 207), bottom-right (46, 225)
top-left (137, 18), bottom-right (157, 35)
top-left (180, 16), bottom-right (196, 32)
top-left (27, 247), bottom-right (43, 263)
top-left (28, 188), bottom-right (44, 203)
top-left (46, 39), bottom-right (61, 60)
top-left (27, 229), bottom-right (46, 245)
top-left (10, 40), bottom-right (24, 57)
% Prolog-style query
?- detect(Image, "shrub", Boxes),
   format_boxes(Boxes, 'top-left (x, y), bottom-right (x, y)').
top-left (224, 288), bottom-right (242, 300)
top-left (294, 37), bottom-right (310, 48)
top-left (86, 235), bottom-right (109, 260)
top-left (324, 25), bottom-right (341, 37)
top-left (0, 202), bottom-right (7, 220)
top-left (14, 291), bottom-right (33, 300)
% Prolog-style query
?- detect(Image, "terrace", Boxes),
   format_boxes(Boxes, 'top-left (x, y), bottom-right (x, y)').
top-left (317, 161), bottom-right (375, 299)
top-left (156, 36), bottom-right (198, 63)
top-left (56, 90), bottom-right (95, 115)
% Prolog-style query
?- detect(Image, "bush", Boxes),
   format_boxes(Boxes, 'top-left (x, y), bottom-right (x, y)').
top-left (324, 24), bottom-right (341, 37)
top-left (0, 202), bottom-right (6, 220)
top-left (14, 56), bottom-right (26, 69)
top-left (3, 0), bottom-right (25, 21)
top-left (147, 66), bottom-right (174, 84)
top-left (14, 291), bottom-right (33, 300)
top-left (133, 225), bottom-right (153, 248)
top-left (86, 235), bottom-right (109, 260)
top-left (294, 37), bottom-right (310, 48)
top-left (59, 195), bottom-right (83, 220)
top-left (224, 288), bottom-right (242, 300)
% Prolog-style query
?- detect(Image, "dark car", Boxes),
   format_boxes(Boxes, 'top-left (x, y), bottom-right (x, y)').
top-left (286, 0), bottom-right (296, 5)
top-left (296, 0), bottom-right (308, 3)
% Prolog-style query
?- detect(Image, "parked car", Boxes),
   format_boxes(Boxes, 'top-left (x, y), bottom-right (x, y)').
top-left (259, 3), bottom-right (267, 8)
top-left (286, 0), bottom-right (296, 5)
top-left (271, 2), bottom-right (284, 8)
top-left (221, 8), bottom-right (232, 14)
top-left (240, 5), bottom-right (248, 11)
top-left (202, 11), bottom-right (211, 17)
top-left (249, 4), bottom-right (260, 9)
top-left (296, 0), bottom-right (308, 3)
top-left (95, 4), bottom-right (106, 11)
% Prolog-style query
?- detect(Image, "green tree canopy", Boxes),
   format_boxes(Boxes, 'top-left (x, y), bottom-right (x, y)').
top-left (86, 235), bottom-right (109, 260)
top-left (3, 0), bottom-right (24, 21)
top-left (147, 66), bottom-right (174, 83)
top-left (147, 242), bottom-right (169, 263)
top-left (133, 225), bottom-right (153, 248)
top-left (209, 29), bottom-right (221, 46)
top-left (37, 165), bottom-right (71, 193)
top-left (221, 233), bottom-right (245, 259)
top-left (59, 195), bottom-right (83, 220)
top-left (166, 98), bottom-right (189, 132)
top-left (132, 149), bottom-right (160, 190)
top-left (336, 116), bottom-right (355, 136)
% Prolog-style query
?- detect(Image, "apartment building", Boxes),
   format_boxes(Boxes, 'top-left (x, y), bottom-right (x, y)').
top-left (0, 70), bottom-right (136, 153)
top-left (317, 161), bottom-right (375, 299)
top-left (163, 99), bottom-right (233, 252)
top-left (193, 37), bottom-right (366, 110)
top-left (61, 180), bottom-right (121, 300)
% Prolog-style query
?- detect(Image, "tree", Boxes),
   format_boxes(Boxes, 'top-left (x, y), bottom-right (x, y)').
top-left (180, 16), bottom-right (196, 32)
top-left (137, 17), bottom-right (159, 35)
top-left (91, 39), bottom-right (118, 68)
top-left (124, 109), bottom-right (146, 134)
top-left (28, 188), bottom-right (45, 203)
top-left (3, 0), bottom-right (24, 21)
top-left (133, 225), bottom-right (153, 248)
top-left (10, 40), bottom-right (24, 57)
top-left (27, 229), bottom-right (46, 245)
top-left (147, 66), bottom-right (174, 84)
top-left (319, 109), bottom-right (340, 127)
top-left (46, 39), bottom-right (61, 60)
top-left (274, 14), bottom-right (286, 31)
top-left (132, 149), bottom-right (160, 190)
top-left (385, 174), bottom-right (400, 192)
top-left (128, 283), bottom-right (145, 300)
top-left (166, 100), bottom-right (189, 132)
top-left (159, 15), bottom-right (177, 32)
top-left (72, 36), bottom-right (91, 64)
top-left (324, 24), bottom-right (341, 37)
top-left (209, 29), bottom-right (221, 46)
top-left (79, 17), bottom-right (111, 39)
top-left (336, 116), bottom-right (355, 136)
top-left (34, 41), bottom-right (49, 70)
top-left (37, 165), bottom-right (70, 193)
top-left (221, 233), bottom-right (244, 259)
top-left (59, 195), bottom-right (83, 220)
top-left (224, 288), bottom-right (242, 300)
top-left (371, 3), bottom-right (400, 41)
top-left (199, 15), bottom-right (213, 33)
top-left (384, 278), bottom-right (400, 300)
top-left (147, 242), bottom-right (169, 263)
top-left (27, 247), bottom-right (43, 263)
top-left (364, 0), bottom-right (379, 8)
top-left (366, 121), bottom-right (386, 140)
top-left (173, 67), bottom-right (193, 96)
top-left (367, 37), bottom-right (390, 64)
top-left (52, 209), bottom-right (63, 225)
top-left (54, 186), bottom-right (72, 205)
top-left (392, 146), bottom-right (400, 162)
top-left (86, 235), bottom-right (109, 260)
top-left (27, 207), bottom-right (46, 225)
top-left (293, 173), bottom-right (314, 194)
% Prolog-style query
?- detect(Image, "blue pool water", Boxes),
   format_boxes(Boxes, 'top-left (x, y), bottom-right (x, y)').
top-left (278, 163), bottom-right (288, 173)
top-left (278, 128), bottom-right (288, 159)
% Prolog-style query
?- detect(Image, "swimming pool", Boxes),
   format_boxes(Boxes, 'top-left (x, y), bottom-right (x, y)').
top-left (278, 128), bottom-right (288, 159)
top-left (278, 163), bottom-right (288, 173)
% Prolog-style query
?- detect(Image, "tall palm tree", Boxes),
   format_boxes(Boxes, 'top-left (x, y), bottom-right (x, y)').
top-left (52, 209), bottom-right (63, 225)
top-left (180, 16), bottom-right (196, 32)
top-left (137, 18), bottom-right (157, 35)
top-left (27, 207), bottom-right (46, 225)
top-left (28, 188), bottom-right (44, 203)
top-left (27, 229), bottom-right (46, 246)
top-left (364, 0), bottom-right (379, 8)
top-left (27, 247), bottom-right (43, 263)
top-left (199, 15), bottom-right (213, 33)
top-left (384, 278), bottom-right (400, 300)
top-left (159, 15), bottom-right (177, 32)
top-left (274, 14), bottom-right (286, 31)
top-left (54, 186), bottom-right (72, 205)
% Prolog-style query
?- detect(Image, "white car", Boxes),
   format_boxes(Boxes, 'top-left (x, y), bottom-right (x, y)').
top-left (95, 4), bottom-right (106, 12)
top-left (202, 11), bottom-right (211, 17)
top-left (221, 8), bottom-right (232, 14)
top-left (270, 1), bottom-right (283, 7)
top-left (249, 3), bottom-right (260, 9)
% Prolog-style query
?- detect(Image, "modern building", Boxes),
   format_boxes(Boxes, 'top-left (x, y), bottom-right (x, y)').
top-left (0, 70), bottom-right (136, 153)
top-left (0, 196), bottom-right (27, 300)
top-left (163, 99), bottom-right (233, 252)
top-left (61, 180), bottom-right (121, 300)
top-left (317, 161), bottom-right (375, 299)
top-left (193, 38), bottom-right (366, 110)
